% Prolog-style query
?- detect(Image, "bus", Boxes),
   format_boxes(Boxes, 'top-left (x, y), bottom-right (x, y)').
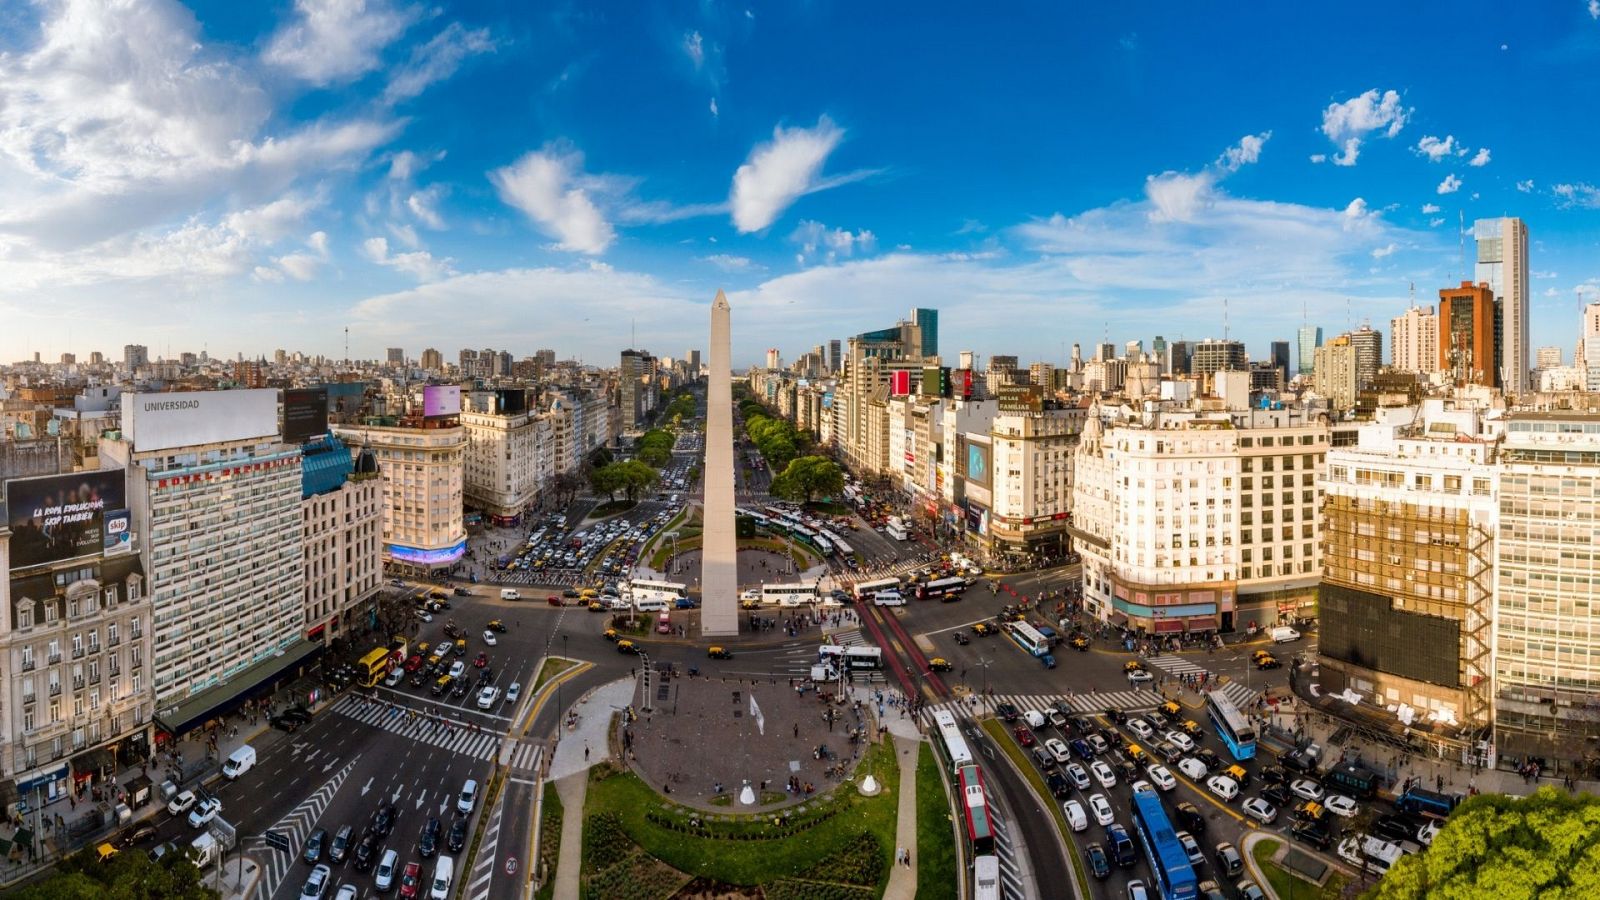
top-left (885, 522), bottom-right (908, 541)
top-left (358, 647), bottom-right (393, 689)
top-left (932, 710), bottom-right (974, 771)
top-left (1006, 621), bottom-right (1051, 657)
top-left (1129, 789), bottom-right (1199, 900)
top-left (832, 537), bottom-right (855, 558)
top-left (812, 533), bottom-right (834, 556)
top-left (956, 765), bottom-right (995, 856)
top-left (761, 583), bottom-right (820, 607)
top-left (852, 577), bottom-right (902, 601)
top-left (917, 577), bottom-right (968, 602)
top-left (621, 579), bottom-right (687, 604)
top-left (1322, 762), bottom-right (1381, 801)
top-left (971, 855), bottom-right (1000, 900)
top-left (818, 644), bottom-right (883, 671)
top-left (1206, 693), bottom-right (1257, 761)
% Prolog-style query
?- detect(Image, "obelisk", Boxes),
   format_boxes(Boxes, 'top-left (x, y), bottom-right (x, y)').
top-left (700, 290), bottom-right (739, 636)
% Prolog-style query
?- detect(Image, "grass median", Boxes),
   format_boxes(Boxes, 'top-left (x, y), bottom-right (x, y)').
top-left (534, 781), bottom-right (563, 900)
top-left (1251, 838), bottom-right (1349, 899)
top-left (532, 657), bottom-right (579, 695)
top-left (914, 743), bottom-right (958, 900)
top-left (979, 717), bottom-right (1092, 900)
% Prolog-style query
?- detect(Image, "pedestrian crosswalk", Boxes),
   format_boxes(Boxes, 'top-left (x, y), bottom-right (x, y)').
top-left (922, 688), bottom-right (1165, 727)
top-left (330, 695), bottom-right (502, 760)
top-left (1213, 681), bottom-right (1260, 711)
top-left (1144, 654), bottom-right (1262, 709)
top-left (506, 740), bottom-right (543, 773)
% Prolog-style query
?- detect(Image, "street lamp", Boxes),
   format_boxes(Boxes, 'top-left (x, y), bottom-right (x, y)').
top-left (976, 656), bottom-right (993, 712)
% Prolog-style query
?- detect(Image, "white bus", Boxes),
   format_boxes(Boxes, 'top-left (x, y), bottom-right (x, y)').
top-left (760, 582), bottom-right (820, 607)
top-left (852, 577), bottom-right (901, 601)
top-left (1006, 621), bottom-right (1051, 657)
top-left (885, 522), bottom-right (908, 541)
top-left (819, 644), bottom-right (883, 671)
top-left (812, 533), bottom-right (834, 556)
top-left (972, 855), bottom-right (1000, 900)
top-left (621, 579), bottom-right (687, 604)
top-left (932, 710), bottom-right (974, 770)
top-left (832, 537), bottom-right (855, 557)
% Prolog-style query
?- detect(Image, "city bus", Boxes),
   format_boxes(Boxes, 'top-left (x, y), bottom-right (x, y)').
top-left (884, 522), bottom-right (908, 541)
top-left (1206, 693), bottom-right (1257, 761)
top-left (812, 533), bottom-right (834, 556)
top-left (852, 577), bottom-right (902, 601)
top-left (761, 583), bottom-right (820, 607)
top-left (1130, 789), bottom-right (1199, 900)
top-left (971, 855), bottom-right (1000, 900)
top-left (818, 644), bottom-right (883, 671)
top-left (832, 536), bottom-right (855, 558)
top-left (956, 765), bottom-right (996, 856)
top-left (358, 647), bottom-right (393, 689)
top-left (1006, 621), bottom-right (1051, 657)
top-left (620, 579), bottom-right (687, 604)
top-left (932, 710), bottom-right (974, 771)
top-left (916, 577), bottom-right (968, 602)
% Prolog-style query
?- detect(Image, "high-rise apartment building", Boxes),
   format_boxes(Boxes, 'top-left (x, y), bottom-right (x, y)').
top-left (986, 356), bottom-right (1020, 394)
top-left (122, 345), bottom-right (148, 372)
top-left (688, 349), bottom-right (703, 374)
top-left (1474, 217), bottom-right (1530, 394)
top-left (1297, 325), bottom-right (1322, 376)
top-left (1190, 339), bottom-right (1247, 378)
top-left (912, 308), bottom-right (939, 359)
top-left (1438, 282), bottom-right (1498, 387)
top-left (765, 348), bottom-right (781, 370)
top-left (1581, 303), bottom-right (1600, 392)
top-left (420, 348), bottom-right (443, 371)
top-left (386, 348), bottom-right (404, 366)
top-left (618, 350), bottom-right (656, 433)
top-left (299, 434), bottom-right (383, 644)
top-left (333, 419), bottom-right (466, 572)
top-left (1313, 335), bottom-right (1359, 409)
top-left (1270, 341), bottom-right (1291, 382)
top-left (462, 390), bottom-right (553, 524)
top-left (1535, 347), bottom-right (1563, 369)
top-left (1391, 305), bottom-right (1439, 376)
top-left (1349, 326), bottom-right (1382, 389)
top-left (832, 319), bottom-right (929, 474)
top-left (1166, 341), bottom-right (1192, 377)
top-left (981, 407), bottom-right (1084, 560)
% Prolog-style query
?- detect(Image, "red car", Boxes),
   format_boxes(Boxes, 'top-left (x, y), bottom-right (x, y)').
top-left (547, 595), bottom-right (562, 606)
top-left (1013, 726), bottom-right (1036, 747)
top-left (399, 861), bottom-right (422, 898)
top-left (403, 654), bottom-right (424, 672)
top-left (474, 652), bottom-right (489, 669)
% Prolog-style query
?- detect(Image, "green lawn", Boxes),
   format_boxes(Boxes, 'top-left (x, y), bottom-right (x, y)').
top-left (531, 657), bottom-right (578, 695)
top-left (914, 744), bottom-right (959, 900)
top-left (1251, 838), bottom-right (1349, 899)
top-left (979, 718), bottom-right (1092, 900)
top-left (582, 741), bottom-right (899, 889)
top-left (534, 782), bottom-right (563, 900)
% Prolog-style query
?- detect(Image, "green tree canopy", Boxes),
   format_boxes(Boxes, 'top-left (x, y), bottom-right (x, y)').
top-left (15, 845), bottom-right (215, 900)
top-left (1369, 787), bottom-right (1600, 899)
top-left (770, 455), bottom-right (845, 504)
top-left (613, 459), bottom-right (660, 501)
top-left (635, 428), bottom-right (675, 467)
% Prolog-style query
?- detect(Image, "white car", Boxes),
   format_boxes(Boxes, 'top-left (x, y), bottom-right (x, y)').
top-left (504, 683), bottom-right (522, 705)
top-left (1023, 710), bottom-right (1048, 730)
top-left (416, 610), bottom-right (433, 623)
top-left (1146, 764), bottom-right (1177, 791)
top-left (1241, 797), bottom-right (1278, 824)
top-left (1417, 819), bottom-right (1442, 845)
top-left (1206, 774), bottom-right (1240, 801)
top-left (1177, 757), bottom-right (1209, 780)
top-left (1163, 731), bottom-right (1196, 752)
top-left (1130, 780), bottom-right (1155, 795)
top-left (1126, 717), bottom-right (1155, 740)
top-left (482, 631), bottom-right (497, 646)
top-left (188, 796), bottom-right (222, 828)
top-left (301, 864), bottom-right (331, 899)
top-left (1088, 793), bottom-right (1115, 826)
top-left (1045, 738), bottom-right (1071, 764)
top-left (1127, 669), bottom-right (1154, 684)
top-left (334, 886), bottom-right (358, 900)
top-left (476, 686), bottom-right (499, 709)
top-left (1063, 799), bottom-right (1088, 832)
top-left (1289, 778), bottom-right (1325, 802)
top-left (1090, 760), bottom-right (1117, 789)
top-left (448, 660), bottom-right (466, 679)
top-left (1325, 794), bottom-right (1361, 818)
top-left (167, 790), bottom-right (197, 816)
top-left (1065, 763), bottom-right (1091, 790)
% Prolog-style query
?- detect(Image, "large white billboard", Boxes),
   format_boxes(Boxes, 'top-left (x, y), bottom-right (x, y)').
top-left (122, 389), bottom-right (280, 452)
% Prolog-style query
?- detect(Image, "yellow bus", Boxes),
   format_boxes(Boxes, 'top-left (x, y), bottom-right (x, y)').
top-left (358, 647), bottom-right (392, 688)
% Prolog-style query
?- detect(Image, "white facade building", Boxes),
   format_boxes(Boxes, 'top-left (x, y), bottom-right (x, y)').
top-left (332, 423), bottom-right (466, 571)
top-left (300, 437), bottom-right (384, 643)
top-left (462, 393), bottom-right (554, 524)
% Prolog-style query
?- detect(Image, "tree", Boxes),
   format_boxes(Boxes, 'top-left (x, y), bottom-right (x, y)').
top-left (635, 429), bottom-right (675, 468)
top-left (770, 455), bottom-right (845, 503)
top-left (589, 463), bottom-right (626, 500)
top-left (16, 846), bottom-right (214, 900)
top-left (589, 460), bottom-right (659, 503)
top-left (587, 446), bottom-right (614, 470)
top-left (1369, 787), bottom-right (1600, 899)
top-left (549, 471), bottom-right (585, 505)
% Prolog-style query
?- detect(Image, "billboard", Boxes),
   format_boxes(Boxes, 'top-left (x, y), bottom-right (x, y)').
top-left (997, 384), bottom-right (1044, 413)
top-left (965, 501), bottom-right (989, 536)
top-left (104, 508), bottom-right (132, 555)
top-left (122, 389), bottom-right (279, 452)
top-left (955, 369), bottom-right (974, 400)
top-left (495, 389), bottom-right (528, 415)
top-left (888, 370), bottom-right (913, 397)
top-left (282, 388), bottom-right (330, 444)
top-left (422, 384), bottom-right (462, 418)
top-left (920, 367), bottom-right (950, 399)
top-left (965, 439), bottom-right (992, 488)
top-left (6, 470), bottom-right (126, 568)
top-left (387, 539), bottom-right (467, 567)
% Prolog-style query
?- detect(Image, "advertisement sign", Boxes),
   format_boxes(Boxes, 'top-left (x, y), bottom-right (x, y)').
top-left (422, 384), bottom-right (462, 418)
top-left (997, 383), bottom-right (1044, 413)
top-left (122, 389), bottom-right (279, 452)
top-left (387, 538), bottom-right (467, 567)
top-left (5, 471), bottom-right (126, 568)
top-left (955, 369), bottom-right (974, 400)
top-left (921, 367), bottom-right (950, 399)
top-left (495, 389), bottom-right (528, 415)
top-left (103, 509), bottom-right (132, 555)
top-left (965, 440), bottom-right (992, 488)
top-left (965, 502), bottom-right (989, 536)
top-left (282, 388), bottom-right (329, 444)
top-left (888, 370), bottom-right (912, 397)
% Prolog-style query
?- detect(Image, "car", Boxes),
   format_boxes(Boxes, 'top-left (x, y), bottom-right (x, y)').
top-left (188, 797), bottom-right (222, 828)
top-left (1206, 774), bottom-right (1239, 801)
top-left (1175, 802), bottom-right (1207, 835)
top-left (1291, 818), bottom-right (1335, 850)
top-left (482, 632), bottom-right (497, 646)
top-left (458, 779), bottom-right (478, 814)
top-left (335, 886), bottom-right (357, 900)
top-left (452, 678), bottom-right (471, 699)
top-left (1046, 709), bottom-right (1069, 730)
top-left (1061, 797), bottom-right (1088, 830)
top-left (328, 825), bottom-right (353, 863)
top-left (996, 702), bottom-right (1019, 721)
top-left (301, 864), bottom-right (332, 899)
top-left (398, 861), bottom-right (422, 899)
top-left (1154, 741), bottom-right (1185, 765)
top-left (1090, 760), bottom-right (1117, 788)
top-left (1045, 738), bottom-right (1071, 763)
top-left (1030, 745), bottom-right (1056, 770)
top-left (448, 661), bottom-right (466, 679)
top-left (1112, 757), bottom-right (1139, 784)
top-left (167, 790), bottom-right (198, 816)
top-left (487, 619), bottom-right (507, 632)
top-left (353, 832), bottom-right (380, 871)
top-left (1070, 634), bottom-right (1091, 650)
top-left (1235, 878), bottom-right (1268, 900)
top-left (403, 654), bottom-right (424, 672)
top-left (1124, 660), bottom-right (1147, 673)
top-left (474, 652), bottom-right (489, 668)
top-left (1164, 731), bottom-right (1196, 752)
top-left (1086, 734), bottom-right (1110, 755)
top-left (972, 622), bottom-right (998, 637)
top-left (1325, 794), bottom-right (1361, 818)
top-left (1126, 717), bottom-right (1155, 740)
top-left (1371, 813), bottom-right (1419, 843)
top-left (477, 686), bottom-right (499, 709)
top-left (1181, 719), bottom-right (1203, 736)
top-left (1176, 830), bottom-right (1204, 866)
top-left (1290, 778), bottom-right (1325, 802)
top-left (1012, 726), bottom-right (1036, 747)
top-left (928, 657), bottom-right (953, 672)
top-left (1130, 780), bottom-right (1155, 794)
top-left (1127, 669), bottom-right (1154, 683)
top-left (447, 817), bottom-right (468, 853)
top-left (302, 828), bottom-right (328, 864)
top-left (1126, 880), bottom-right (1151, 900)
top-left (416, 610), bottom-right (433, 622)
top-left (1417, 819), bottom-right (1443, 846)
top-left (1214, 842), bottom-right (1243, 876)
top-left (1065, 763), bottom-right (1091, 790)
top-left (1045, 771), bottom-right (1072, 798)
top-left (1242, 797), bottom-right (1278, 824)
top-left (372, 802), bottom-right (397, 837)
top-left (1023, 710), bottom-right (1047, 730)
top-left (1088, 793), bottom-right (1115, 825)
top-left (117, 822), bottom-right (158, 847)
top-left (418, 818), bottom-right (441, 858)
top-left (1084, 842), bottom-right (1111, 878)
top-left (1255, 654), bottom-right (1282, 669)
top-left (1194, 748), bottom-right (1223, 772)
top-left (1177, 757), bottom-right (1208, 780)
top-left (1258, 765), bottom-right (1290, 786)
top-left (707, 646), bottom-right (732, 659)
top-left (1261, 784), bottom-right (1294, 808)
top-left (953, 631), bottom-right (970, 646)
top-left (1147, 764), bottom-right (1177, 791)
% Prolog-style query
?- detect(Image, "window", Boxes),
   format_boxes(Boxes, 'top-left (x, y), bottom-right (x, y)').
top-left (21, 646), bottom-right (33, 669)
top-left (18, 606), bottom-right (32, 629)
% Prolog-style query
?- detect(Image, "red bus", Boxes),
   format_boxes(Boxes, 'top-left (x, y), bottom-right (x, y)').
top-left (957, 765), bottom-right (995, 855)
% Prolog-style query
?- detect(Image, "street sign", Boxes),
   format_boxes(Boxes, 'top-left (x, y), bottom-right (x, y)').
top-left (505, 856), bottom-right (518, 875)
top-left (211, 817), bottom-right (237, 850)
top-left (264, 830), bottom-right (291, 853)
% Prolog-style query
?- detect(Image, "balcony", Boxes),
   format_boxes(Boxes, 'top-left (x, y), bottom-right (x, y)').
top-left (88, 644), bottom-right (101, 655)
top-left (72, 678), bottom-right (84, 691)
top-left (72, 647), bottom-right (85, 660)
top-left (20, 659), bottom-right (35, 672)
top-left (48, 683), bottom-right (61, 697)
top-left (108, 636), bottom-right (121, 648)
top-left (22, 693), bottom-right (35, 706)
top-left (48, 654), bottom-right (61, 665)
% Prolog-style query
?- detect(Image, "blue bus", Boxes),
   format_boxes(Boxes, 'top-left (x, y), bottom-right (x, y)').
top-left (1129, 790), bottom-right (1199, 900)
top-left (1205, 693), bottom-right (1257, 761)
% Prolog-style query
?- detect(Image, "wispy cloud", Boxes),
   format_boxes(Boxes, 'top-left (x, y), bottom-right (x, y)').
top-left (730, 116), bottom-right (873, 232)
top-left (1217, 132), bottom-right (1272, 173)
top-left (382, 22), bottom-right (496, 105)
top-left (265, 0), bottom-right (421, 86)
top-left (1468, 148), bottom-right (1491, 167)
top-left (791, 220), bottom-right (876, 265)
top-left (683, 30), bottom-right (705, 68)
top-left (1422, 203), bottom-right (1441, 214)
top-left (1318, 89), bottom-right (1410, 166)
top-left (1414, 135), bottom-right (1464, 161)
top-left (699, 254), bottom-right (763, 273)
top-left (360, 235), bottom-right (452, 280)
top-left (1437, 174), bottom-right (1463, 194)
top-left (1553, 183), bottom-right (1600, 208)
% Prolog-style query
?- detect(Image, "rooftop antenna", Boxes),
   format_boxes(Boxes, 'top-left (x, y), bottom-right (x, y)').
top-left (344, 326), bottom-right (349, 366)
top-left (1409, 282), bottom-right (1416, 309)
top-left (1223, 297), bottom-right (1230, 342)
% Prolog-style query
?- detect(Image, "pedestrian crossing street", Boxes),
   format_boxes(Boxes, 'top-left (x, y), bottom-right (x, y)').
top-left (923, 688), bottom-right (1165, 726)
top-left (330, 695), bottom-right (502, 760)
top-left (506, 740), bottom-right (543, 774)
top-left (1143, 654), bottom-right (1262, 709)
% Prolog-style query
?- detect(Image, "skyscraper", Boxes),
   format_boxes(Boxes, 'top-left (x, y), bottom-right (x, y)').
top-left (828, 339), bottom-right (841, 374)
top-left (912, 308), bottom-right (939, 359)
top-left (1438, 282), bottom-right (1497, 387)
top-left (124, 343), bottom-right (148, 371)
top-left (1297, 325), bottom-right (1323, 376)
top-left (1166, 341), bottom-right (1192, 376)
top-left (1349, 325), bottom-right (1382, 389)
top-left (765, 348), bottom-right (781, 370)
top-left (1474, 217), bottom-right (1529, 393)
top-left (386, 347), bottom-right (404, 366)
top-left (1190, 339), bottom-right (1247, 377)
top-left (1270, 341), bottom-right (1291, 381)
top-left (1391, 306), bottom-right (1439, 376)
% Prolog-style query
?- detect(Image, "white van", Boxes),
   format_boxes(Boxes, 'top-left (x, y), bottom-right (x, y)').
top-left (374, 849), bottom-right (399, 891)
top-left (633, 597), bottom-right (668, 612)
top-left (457, 779), bottom-right (478, 814)
top-left (873, 591), bottom-right (906, 607)
top-left (500, 588), bottom-right (521, 601)
top-left (1270, 625), bottom-right (1301, 643)
top-left (428, 856), bottom-right (454, 899)
top-left (189, 832), bottom-right (218, 867)
top-left (221, 744), bottom-right (255, 780)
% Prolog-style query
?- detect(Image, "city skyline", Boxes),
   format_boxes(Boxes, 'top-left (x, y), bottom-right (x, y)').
top-left (1, 3), bottom-right (1599, 367)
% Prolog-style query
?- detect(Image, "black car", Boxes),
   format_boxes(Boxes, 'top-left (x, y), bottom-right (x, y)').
top-left (1113, 758), bottom-right (1140, 784)
top-left (372, 803), bottom-right (397, 837)
top-left (1258, 765), bottom-right (1290, 786)
top-left (453, 587), bottom-right (471, 596)
top-left (1290, 818), bottom-right (1334, 850)
top-left (1084, 842), bottom-right (1111, 879)
top-left (1103, 708), bottom-right (1128, 725)
top-left (1371, 813), bottom-right (1422, 843)
top-left (953, 632), bottom-right (970, 646)
top-left (996, 702), bottom-right (1019, 722)
top-left (409, 671), bottom-right (428, 687)
top-left (1282, 750), bottom-right (1320, 775)
top-left (418, 817), bottom-right (441, 858)
top-left (1261, 784), bottom-right (1294, 808)
top-left (118, 823), bottom-right (159, 847)
top-left (452, 679), bottom-right (471, 698)
top-left (270, 714), bottom-right (300, 732)
top-left (1194, 749), bottom-right (1223, 772)
top-left (353, 832), bottom-right (380, 871)
top-left (282, 706), bottom-right (313, 724)
top-left (1174, 802), bottom-right (1206, 835)
top-left (447, 817), bottom-right (468, 853)
top-left (301, 828), bottom-right (327, 865)
top-left (1045, 772), bottom-right (1072, 799)
top-left (328, 825), bottom-right (353, 863)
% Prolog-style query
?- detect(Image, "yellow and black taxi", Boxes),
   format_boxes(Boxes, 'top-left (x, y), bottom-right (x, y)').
top-left (486, 620), bottom-right (507, 633)
top-left (588, 600), bottom-right (607, 612)
top-left (1181, 719), bottom-right (1203, 737)
top-left (928, 658), bottom-right (953, 672)
top-left (616, 639), bottom-right (640, 655)
top-left (972, 622), bottom-right (999, 637)
top-left (707, 646), bottom-right (732, 659)
top-left (740, 597), bottom-right (761, 610)
top-left (1158, 700), bottom-right (1183, 721)
top-left (602, 628), bottom-right (619, 641)
top-left (1255, 652), bottom-right (1282, 669)
top-left (1068, 633), bottom-right (1091, 651)
top-left (1124, 660), bottom-right (1148, 674)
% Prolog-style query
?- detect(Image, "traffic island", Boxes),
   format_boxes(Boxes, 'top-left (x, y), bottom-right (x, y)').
top-left (1247, 837), bottom-right (1349, 899)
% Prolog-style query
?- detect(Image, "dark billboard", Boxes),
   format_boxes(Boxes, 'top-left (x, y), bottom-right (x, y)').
top-left (965, 440), bottom-right (992, 488)
top-left (5, 471), bottom-right (126, 568)
top-left (495, 389), bottom-right (528, 415)
top-left (283, 387), bottom-right (330, 443)
top-left (1319, 583), bottom-right (1461, 688)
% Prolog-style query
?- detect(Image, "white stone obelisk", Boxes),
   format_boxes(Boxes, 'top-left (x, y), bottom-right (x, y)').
top-left (700, 290), bottom-right (739, 636)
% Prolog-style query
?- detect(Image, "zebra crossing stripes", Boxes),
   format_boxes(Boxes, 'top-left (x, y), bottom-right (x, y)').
top-left (507, 741), bottom-right (543, 773)
top-left (987, 809), bottom-right (1026, 900)
top-left (1214, 680), bottom-right (1260, 711)
top-left (921, 688), bottom-right (1165, 729)
top-left (330, 695), bottom-right (501, 760)
top-left (1143, 654), bottom-right (1263, 709)
top-left (248, 756), bottom-right (359, 900)
top-left (826, 628), bottom-right (866, 646)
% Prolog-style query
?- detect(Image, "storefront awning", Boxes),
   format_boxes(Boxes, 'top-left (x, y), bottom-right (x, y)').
top-left (70, 746), bottom-right (114, 778)
top-left (1185, 617), bottom-right (1218, 632)
top-left (154, 639), bottom-right (323, 736)
top-left (1153, 619), bottom-right (1185, 633)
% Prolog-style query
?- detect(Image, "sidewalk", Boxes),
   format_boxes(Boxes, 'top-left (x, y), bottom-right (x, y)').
top-left (550, 773), bottom-right (587, 900)
top-left (883, 734), bottom-right (919, 900)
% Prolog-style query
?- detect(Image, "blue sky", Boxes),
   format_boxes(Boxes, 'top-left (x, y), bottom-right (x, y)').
top-left (2, 1), bottom-right (1598, 369)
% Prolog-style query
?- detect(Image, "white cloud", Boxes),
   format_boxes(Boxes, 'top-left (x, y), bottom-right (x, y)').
top-left (1217, 132), bottom-right (1271, 172)
top-left (389, 149), bottom-right (446, 180)
top-left (387, 222), bottom-right (421, 248)
top-left (1319, 89), bottom-right (1411, 165)
top-left (1414, 135), bottom-right (1463, 161)
top-left (489, 146), bottom-right (616, 254)
top-left (699, 254), bottom-right (763, 273)
top-left (1430, 217), bottom-right (1446, 227)
top-left (1469, 148), bottom-right (1491, 167)
top-left (265, 0), bottom-right (421, 86)
top-left (360, 235), bottom-right (452, 280)
top-left (1516, 179), bottom-right (1535, 192)
top-left (1422, 203), bottom-right (1441, 214)
top-left (710, 97), bottom-right (720, 117)
top-left (1437, 174), bottom-right (1463, 194)
top-left (730, 116), bottom-right (866, 233)
top-left (407, 186), bottom-right (447, 229)
top-left (1591, 0), bottom-right (1599, 19)
top-left (1145, 172), bottom-right (1216, 223)
top-left (791, 220), bottom-right (877, 264)
top-left (1553, 183), bottom-right (1600, 208)
top-left (382, 23), bottom-right (495, 105)
top-left (1371, 243), bottom-right (1398, 259)
top-left (1309, 154), bottom-right (1327, 164)
top-left (1545, 287), bottom-right (1562, 298)
top-left (683, 31), bottom-right (705, 68)
top-left (1342, 197), bottom-right (1372, 225)
top-left (252, 266), bottom-right (285, 283)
